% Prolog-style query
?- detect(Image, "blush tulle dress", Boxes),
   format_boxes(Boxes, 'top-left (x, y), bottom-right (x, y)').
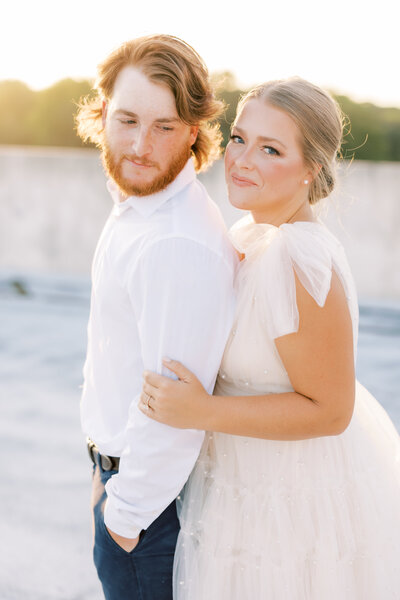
top-left (173, 215), bottom-right (400, 599)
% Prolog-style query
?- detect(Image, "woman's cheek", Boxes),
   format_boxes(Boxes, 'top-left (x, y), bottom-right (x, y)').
top-left (224, 145), bottom-right (234, 171)
top-left (262, 160), bottom-right (291, 186)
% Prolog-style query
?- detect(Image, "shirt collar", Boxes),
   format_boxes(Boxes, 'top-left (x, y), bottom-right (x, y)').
top-left (108, 158), bottom-right (196, 218)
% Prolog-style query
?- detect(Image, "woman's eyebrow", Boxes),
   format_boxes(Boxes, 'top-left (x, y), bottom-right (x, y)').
top-left (257, 135), bottom-right (286, 149)
top-left (233, 126), bottom-right (287, 149)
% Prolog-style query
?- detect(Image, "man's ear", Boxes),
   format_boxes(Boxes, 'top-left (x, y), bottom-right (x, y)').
top-left (189, 125), bottom-right (199, 147)
top-left (102, 100), bottom-right (108, 129)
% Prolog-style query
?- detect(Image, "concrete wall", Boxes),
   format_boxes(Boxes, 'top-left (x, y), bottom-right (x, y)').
top-left (1, 145), bottom-right (399, 299)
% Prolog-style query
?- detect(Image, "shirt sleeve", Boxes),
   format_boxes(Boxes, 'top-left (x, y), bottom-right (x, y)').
top-left (104, 236), bottom-right (236, 538)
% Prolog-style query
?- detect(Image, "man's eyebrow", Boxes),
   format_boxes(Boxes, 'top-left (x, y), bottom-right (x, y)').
top-left (114, 110), bottom-right (180, 124)
top-left (114, 110), bottom-right (138, 117)
top-left (154, 117), bottom-right (180, 124)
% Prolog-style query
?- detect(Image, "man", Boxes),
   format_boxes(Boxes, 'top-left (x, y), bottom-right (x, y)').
top-left (76, 35), bottom-right (237, 599)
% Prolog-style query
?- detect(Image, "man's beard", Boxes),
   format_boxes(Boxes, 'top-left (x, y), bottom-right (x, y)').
top-left (102, 139), bottom-right (192, 198)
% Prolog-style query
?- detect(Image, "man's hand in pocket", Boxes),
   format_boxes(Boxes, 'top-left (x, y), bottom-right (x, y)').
top-left (106, 527), bottom-right (140, 552)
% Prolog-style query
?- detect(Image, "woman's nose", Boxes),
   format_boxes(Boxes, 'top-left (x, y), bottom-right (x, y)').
top-left (234, 146), bottom-right (254, 170)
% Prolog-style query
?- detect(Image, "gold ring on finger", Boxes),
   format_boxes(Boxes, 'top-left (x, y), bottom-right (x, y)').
top-left (145, 393), bottom-right (153, 410)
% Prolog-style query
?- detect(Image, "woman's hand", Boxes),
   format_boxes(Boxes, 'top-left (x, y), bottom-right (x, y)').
top-left (138, 358), bottom-right (211, 429)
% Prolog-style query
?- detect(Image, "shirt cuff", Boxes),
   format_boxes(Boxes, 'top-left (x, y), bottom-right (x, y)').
top-left (103, 497), bottom-right (142, 539)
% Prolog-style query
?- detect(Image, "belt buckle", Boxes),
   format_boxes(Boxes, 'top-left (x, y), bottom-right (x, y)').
top-left (87, 437), bottom-right (96, 464)
top-left (100, 454), bottom-right (114, 471)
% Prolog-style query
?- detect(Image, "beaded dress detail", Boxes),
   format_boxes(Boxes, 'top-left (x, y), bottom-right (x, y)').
top-left (173, 215), bottom-right (400, 599)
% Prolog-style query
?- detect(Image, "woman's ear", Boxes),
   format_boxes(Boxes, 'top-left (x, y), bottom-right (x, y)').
top-left (311, 163), bottom-right (322, 183)
top-left (303, 163), bottom-right (321, 185)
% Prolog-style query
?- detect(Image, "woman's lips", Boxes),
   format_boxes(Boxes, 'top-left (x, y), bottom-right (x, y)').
top-left (231, 173), bottom-right (257, 187)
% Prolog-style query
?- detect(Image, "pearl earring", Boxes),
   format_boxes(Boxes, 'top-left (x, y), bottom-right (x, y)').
top-left (304, 179), bottom-right (309, 184)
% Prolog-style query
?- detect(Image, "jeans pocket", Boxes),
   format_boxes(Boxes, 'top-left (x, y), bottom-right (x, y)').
top-left (99, 467), bottom-right (118, 486)
top-left (99, 511), bottom-right (145, 555)
top-left (92, 464), bottom-right (145, 555)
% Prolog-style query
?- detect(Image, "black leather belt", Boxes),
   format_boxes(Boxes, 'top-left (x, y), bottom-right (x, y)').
top-left (87, 437), bottom-right (120, 471)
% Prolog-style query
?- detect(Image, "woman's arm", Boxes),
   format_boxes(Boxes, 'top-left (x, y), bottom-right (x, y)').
top-left (140, 271), bottom-right (355, 440)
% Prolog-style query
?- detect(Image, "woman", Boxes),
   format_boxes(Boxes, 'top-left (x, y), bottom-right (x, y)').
top-left (139, 78), bottom-right (400, 599)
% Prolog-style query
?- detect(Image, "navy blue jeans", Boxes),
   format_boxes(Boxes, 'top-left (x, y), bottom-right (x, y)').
top-left (91, 462), bottom-right (180, 600)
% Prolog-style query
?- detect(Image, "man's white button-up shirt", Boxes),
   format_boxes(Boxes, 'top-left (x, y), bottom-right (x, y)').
top-left (81, 159), bottom-right (237, 538)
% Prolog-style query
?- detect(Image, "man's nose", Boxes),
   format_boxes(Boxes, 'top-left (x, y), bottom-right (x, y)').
top-left (132, 127), bottom-right (152, 157)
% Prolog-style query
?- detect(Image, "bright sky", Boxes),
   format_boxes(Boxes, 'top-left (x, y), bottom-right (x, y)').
top-left (2, 0), bottom-right (398, 107)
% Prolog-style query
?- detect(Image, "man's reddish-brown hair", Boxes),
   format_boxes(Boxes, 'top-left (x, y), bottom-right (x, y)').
top-left (76, 34), bottom-right (224, 171)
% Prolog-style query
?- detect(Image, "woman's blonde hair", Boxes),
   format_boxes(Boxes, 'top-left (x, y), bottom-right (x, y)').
top-left (237, 77), bottom-right (345, 204)
top-left (76, 34), bottom-right (224, 171)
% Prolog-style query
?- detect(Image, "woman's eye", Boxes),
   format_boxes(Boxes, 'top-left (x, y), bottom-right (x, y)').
top-left (160, 126), bottom-right (173, 132)
top-left (119, 119), bottom-right (136, 125)
top-left (262, 146), bottom-right (280, 156)
top-left (230, 134), bottom-right (244, 144)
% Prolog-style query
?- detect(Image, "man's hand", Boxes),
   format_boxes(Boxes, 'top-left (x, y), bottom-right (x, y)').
top-left (106, 527), bottom-right (140, 552)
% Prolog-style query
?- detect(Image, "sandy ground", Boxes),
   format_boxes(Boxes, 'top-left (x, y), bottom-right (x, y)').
top-left (0, 274), bottom-right (399, 600)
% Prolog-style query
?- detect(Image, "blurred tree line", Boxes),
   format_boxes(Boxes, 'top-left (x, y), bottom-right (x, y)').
top-left (0, 75), bottom-right (399, 161)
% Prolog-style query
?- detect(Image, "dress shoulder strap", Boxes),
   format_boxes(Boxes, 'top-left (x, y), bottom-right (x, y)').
top-left (230, 216), bottom-right (358, 341)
